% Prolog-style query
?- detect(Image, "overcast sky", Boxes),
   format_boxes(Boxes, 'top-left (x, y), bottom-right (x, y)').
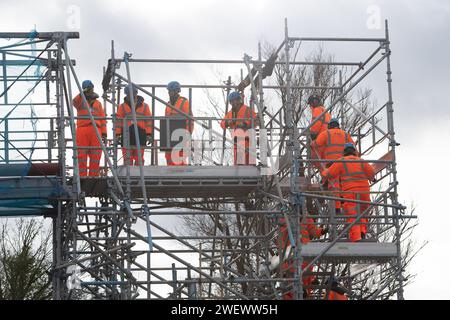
top-left (1, 0), bottom-right (449, 299)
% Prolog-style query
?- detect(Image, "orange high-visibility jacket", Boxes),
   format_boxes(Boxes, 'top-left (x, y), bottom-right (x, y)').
top-left (313, 128), bottom-right (354, 160)
top-left (165, 96), bottom-right (194, 133)
top-left (72, 94), bottom-right (107, 135)
top-left (322, 155), bottom-right (375, 191)
top-left (280, 217), bottom-right (323, 248)
top-left (115, 97), bottom-right (153, 135)
top-left (310, 106), bottom-right (331, 136)
top-left (220, 104), bottom-right (257, 130)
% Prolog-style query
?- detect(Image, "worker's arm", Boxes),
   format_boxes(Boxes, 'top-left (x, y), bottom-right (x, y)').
top-left (221, 112), bottom-right (231, 130)
top-left (322, 162), bottom-right (342, 181)
top-left (183, 100), bottom-right (194, 134)
top-left (97, 101), bottom-right (107, 136)
top-left (115, 105), bottom-right (123, 136)
top-left (310, 107), bottom-right (323, 135)
top-left (364, 162), bottom-right (375, 181)
top-left (144, 104), bottom-right (153, 135)
top-left (72, 94), bottom-right (82, 110)
top-left (251, 109), bottom-right (259, 128)
top-left (313, 131), bottom-right (326, 157)
top-left (346, 133), bottom-right (355, 145)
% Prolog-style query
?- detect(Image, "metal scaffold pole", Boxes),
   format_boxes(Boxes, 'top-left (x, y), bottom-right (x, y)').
top-left (383, 19), bottom-right (404, 300)
top-left (283, 18), bottom-right (304, 300)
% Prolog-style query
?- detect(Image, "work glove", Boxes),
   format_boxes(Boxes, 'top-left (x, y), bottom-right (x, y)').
top-left (146, 134), bottom-right (152, 146)
top-left (236, 123), bottom-right (249, 130)
top-left (101, 134), bottom-right (107, 145)
top-left (115, 134), bottom-right (122, 146)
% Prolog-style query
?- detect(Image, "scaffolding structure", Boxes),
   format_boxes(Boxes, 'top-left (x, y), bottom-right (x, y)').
top-left (0, 20), bottom-right (416, 300)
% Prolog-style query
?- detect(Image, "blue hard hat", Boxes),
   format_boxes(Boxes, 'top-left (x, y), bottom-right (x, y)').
top-left (344, 143), bottom-right (356, 150)
top-left (329, 118), bottom-right (339, 126)
top-left (228, 91), bottom-right (242, 102)
top-left (82, 80), bottom-right (94, 89)
top-left (167, 81), bottom-right (181, 91)
top-left (124, 84), bottom-right (138, 96)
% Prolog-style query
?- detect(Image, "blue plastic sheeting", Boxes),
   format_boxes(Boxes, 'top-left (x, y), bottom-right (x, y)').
top-left (0, 164), bottom-right (31, 176)
top-left (0, 206), bottom-right (53, 217)
top-left (0, 176), bottom-right (63, 217)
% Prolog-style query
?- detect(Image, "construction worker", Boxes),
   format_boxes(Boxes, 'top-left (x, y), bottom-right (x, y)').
top-left (115, 84), bottom-right (153, 166)
top-left (278, 214), bottom-right (328, 299)
top-left (307, 94), bottom-right (331, 140)
top-left (321, 143), bottom-right (375, 242)
top-left (323, 277), bottom-right (348, 300)
top-left (312, 118), bottom-right (355, 212)
top-left (308, 94), bottom-right (331, 172)
top-left (220, 92), bottom-right (258, 165)
top-left (165, 81), bottom-right (194, 166)
top-left (312, 118), bottom-right (354, 161)
top-left (72, 80), bottom-right (107, 177)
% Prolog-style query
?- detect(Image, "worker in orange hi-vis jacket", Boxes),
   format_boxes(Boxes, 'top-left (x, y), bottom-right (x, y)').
top-left (278, 214), bottom-right (328, 299)
top-left (72, 80), bottom-right (107, 177)
top-left (321, 143), bottom-right (375, 242)
top-left (323, 277), bottom-right (349, 300)
top-left (115, 84), bottom-right (153, 166)
top-left (165, 81), bottom-right (194, 166)
top-left (311, 118), bottom-right (355, 212)
top-left (308, 94), bottom-right (331, 140)
top-left (307, 94), bottom-right (331, 171)
top-left (220, 92), bottom-right (259, 165)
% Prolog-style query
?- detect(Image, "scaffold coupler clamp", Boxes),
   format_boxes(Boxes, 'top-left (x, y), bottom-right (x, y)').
top-left (120, 199), bottom-right (135, 223)
top-left (142, 205), bottom-right (153, 251)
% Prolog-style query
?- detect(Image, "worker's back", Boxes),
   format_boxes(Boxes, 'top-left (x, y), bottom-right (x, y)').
top-left (315, 128), bottom-right (354, 160)
top-left (338, 155), bottom-right (374, 191)
top-left (310, 105), bottom-right (331, 137)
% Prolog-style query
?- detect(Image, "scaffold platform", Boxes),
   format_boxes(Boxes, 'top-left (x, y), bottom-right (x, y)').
top-left (302, 242), bottom-right (397, 263)
top-left (81, 165), bottom-right (261, 198)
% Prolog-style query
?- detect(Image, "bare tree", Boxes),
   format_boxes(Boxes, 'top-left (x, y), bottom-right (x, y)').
top-left (0, 218), bottom-right (52, 300)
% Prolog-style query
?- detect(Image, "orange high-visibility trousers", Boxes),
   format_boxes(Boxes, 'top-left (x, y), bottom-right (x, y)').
top-left (281, 261), bottom-right (314, 300)
top-left (165, 150), bottom-right (187, 166)
top-left (327, 177), bottom-right (342, 210)
top-left (233, 137), bottom-right (251, 165)
top-left (320, 166), bottom-right (342, 211)
top-left (76, 126), bottom-right (102, 176)
top-left (232, 133), bottom-right (257, 166)
top-left (122, 147), bottom-right (145, 166)
top-left (342, 190), bottom-right (371, 241)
